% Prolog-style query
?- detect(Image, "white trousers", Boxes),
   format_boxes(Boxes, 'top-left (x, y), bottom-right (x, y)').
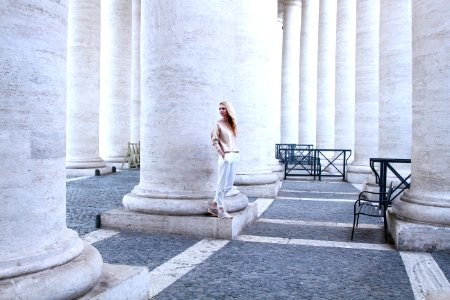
top-left (214, 152), bottom-right (240, 209)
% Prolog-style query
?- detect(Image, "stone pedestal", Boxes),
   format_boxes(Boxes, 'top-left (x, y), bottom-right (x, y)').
top-left (347, 0), bottom-right (380, 183)
top-left (102, 203), bottom-right (258, 240)
top-left (387, 213), bottom-right (450, 251)
top-left (66, 0), bottom-right (109, 176)
top-left (79, 264), bottom-right (149, 300)
top-left (280, 0), bottom-right (302, 143)
top-left (389, 0), bottom-right (450, 251)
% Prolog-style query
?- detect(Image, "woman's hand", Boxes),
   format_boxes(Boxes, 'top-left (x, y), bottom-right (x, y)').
top-left (218, 149), bottom-right (225, 158)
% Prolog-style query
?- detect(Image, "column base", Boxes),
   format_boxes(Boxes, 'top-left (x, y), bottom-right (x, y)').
top-left (100, 203), bottom-right (258, 240)
top-left (123, 190), bottom-right (248, 215)
top-left (346, 164), bottom-right (372, 184)
top-left (269, 161), bottom-right (285, 180)
top-left (66, 166), bottom-right (113, 177)
top-left (0, 244), bottom-right (103, 300)
top-left (235, 172), bottom-right (281, 197)
top-left (236, 180), bottom-right (282, 198)
top-left (387, 211), bottom-right (450, 251)
top-left (78, 263), bottom-right (149, 300)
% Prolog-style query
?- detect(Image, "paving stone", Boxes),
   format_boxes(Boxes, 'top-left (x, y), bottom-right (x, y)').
top-left (282, 180), bottom-right (360, 193)
top-left (66, 170), bottom-right (140, 235)
top-left (242, 222), bottom-right (387, 244)
top-left (157, 241), bottom-right (414, 300)
top-left (64, 170), bottom-right (448, 299)
top-left (278, 190), bottom-right (359, 199)
top-left (261, 199), bottom-right (383, 225)
top-left (92, 232), bottom-right (200, 271)
top-left (431, 250), bottom-right (450, 281)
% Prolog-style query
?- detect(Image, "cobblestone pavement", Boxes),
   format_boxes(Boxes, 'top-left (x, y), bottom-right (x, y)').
top-left (67, 170), bottom-right (449, 299)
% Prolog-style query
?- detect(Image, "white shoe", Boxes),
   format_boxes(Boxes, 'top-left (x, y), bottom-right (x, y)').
top-left (218, 209), bottom-right (233, 219)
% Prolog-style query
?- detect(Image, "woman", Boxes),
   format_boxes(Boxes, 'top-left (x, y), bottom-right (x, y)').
top-left (208, 100), bottom-right (240, 219)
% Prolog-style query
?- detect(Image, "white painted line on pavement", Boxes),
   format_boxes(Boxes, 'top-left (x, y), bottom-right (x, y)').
top-left (400, 251), bottom-right (450, 300)
top-left (280, 188), bottom-right (358, 195)
top-left (258, 218), bottom-right (383, 229)
top-left (66, 176), bottom-right (92, 182)
top-left (81, 229), bottom-right (120, 244)
top-left (237, 235), bottom-right (395, 251)
top-left (276, 196), bottom-right (355, 203)
top-left (254, 198), bottom-right (274, 217)
top-left (148, 239), bottom-right (229, 299)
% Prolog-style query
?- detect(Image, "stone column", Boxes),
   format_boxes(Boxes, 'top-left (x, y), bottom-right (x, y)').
top-left (269, 12), bottom-right (285, 180)
top-left (0, 2), bottom-right (103, 298)
top-left (298, 0), bottom-right (319, 145)
top-left (100, 0), bottom-right (132, 165)
top-left (389, 0), bottom-right (450, 251)
top-left (334, 0), bottom-right (356, 158)
top-left (316, 0), bottom-right (337, 149)
top-left (280, 0), bottom-right (302, 143)
top-left (364, 0), bottom-right (412, 192)
top-left (66, 0), bottom-right (109, 176)
top-left (123, 0), bottom-right (247, 215)
top-left (130, 0), bottom-right (141, 143)
top-left (232, 0), bottom-right (280, 197)
top-left (347, 0), bottom-right (379, 183)
top-left (379, 0), bottom-right (411, 160)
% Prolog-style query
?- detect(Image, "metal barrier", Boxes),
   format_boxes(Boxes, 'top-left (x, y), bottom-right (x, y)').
top-left (282, 148), bottom-right (321, 180)
top-left (369, 158), bottom-right (411, 201)
top-left (280, 147), bottom-right (352, 181)
top-left (313, 149), bottom-right (352, 180)
top-left (275, 144), bottom-right (314, 162)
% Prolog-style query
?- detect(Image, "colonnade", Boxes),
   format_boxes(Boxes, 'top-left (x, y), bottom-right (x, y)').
top-left (280, 0), bottom-right (449, 250)
top-left (1, 1), bottom-right (450, 296)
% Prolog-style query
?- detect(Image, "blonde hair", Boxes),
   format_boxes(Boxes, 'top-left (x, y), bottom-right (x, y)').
top-left (220, 100), bottom-right (237, 135)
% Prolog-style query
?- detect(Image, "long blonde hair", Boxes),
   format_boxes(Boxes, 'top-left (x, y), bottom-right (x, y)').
top-left (220, 100), bottom-right (237, 135)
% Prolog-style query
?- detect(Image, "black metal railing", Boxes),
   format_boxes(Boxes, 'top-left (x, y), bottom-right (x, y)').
top-left (275, 144), bottom-right (314, 162)
top-left (369, 158), bottom-right (411, 201)
top-left (282, 147), bottom-right (321, 180)
top-left (279, 146), bottom-right (352, 181)
top-left (312, 149), bottom-right (352, 180)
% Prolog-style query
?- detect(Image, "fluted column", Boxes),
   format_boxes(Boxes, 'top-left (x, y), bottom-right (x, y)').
top-left (280, 0), bottom-right (302, 143)
top-left (130, 0), bottom-right (141, 143)
top-left (389, 0), bottom-right (450, 251)
top-left (123, 0), bottom-right (247, 215)
top-left (347, 0), bottom-right (379, 183)
top-left (316, 0), bottom-right (336, 148)
top-left (298, 0), bottom-right (319, 145)
top-left (0, 2), bottom-right (102, 298)
top-left (334, 0), bottom-right (356, 157)
top-left (100, 0), bottom-right (132, 165)
top-left (66, 0), bottom-right (109, 176)
top-left (232, 0), bottom-right (280, 197)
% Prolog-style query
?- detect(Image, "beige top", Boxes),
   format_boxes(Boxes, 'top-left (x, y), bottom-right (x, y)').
top-left (211, 119), bottom-right (239, 153)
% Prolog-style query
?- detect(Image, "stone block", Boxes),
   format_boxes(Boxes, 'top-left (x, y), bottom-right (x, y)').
top-left (387, 211), bottom-right (450, 251)
top-left (100, 203), bottom-right (258, 240)
top-left (79, 264), bottom-right (149, 300)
